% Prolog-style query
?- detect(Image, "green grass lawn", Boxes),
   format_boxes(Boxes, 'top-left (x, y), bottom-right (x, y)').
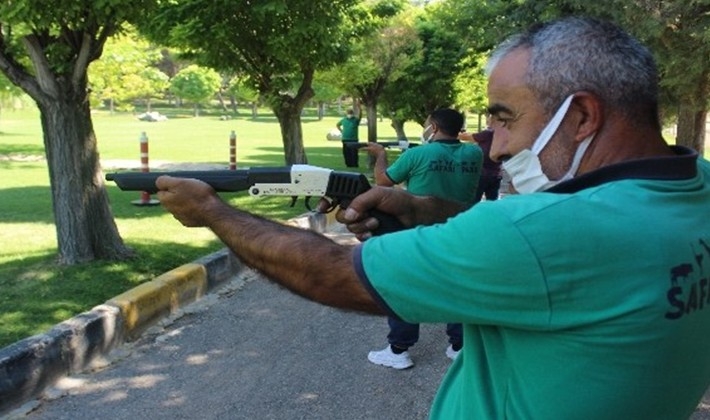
top-left (0, 103), bottom-right (417, 348)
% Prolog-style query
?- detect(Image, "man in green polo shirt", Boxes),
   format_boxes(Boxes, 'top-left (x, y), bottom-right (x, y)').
top-left (336, 108), bottom-right (361, 168)
top-left (156, 16), bottom-right (710, 419)
top-left (362, 108), bottom-right (482, 368)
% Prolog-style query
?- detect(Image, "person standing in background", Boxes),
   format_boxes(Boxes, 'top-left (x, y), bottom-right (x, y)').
top-left (460, 125), bottom-right (503, 201)
top-left (336, 108), bottom-right (362, 168)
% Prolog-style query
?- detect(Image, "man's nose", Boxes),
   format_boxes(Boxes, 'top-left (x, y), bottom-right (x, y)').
top-left (489, 130), bottom-right (508, 163)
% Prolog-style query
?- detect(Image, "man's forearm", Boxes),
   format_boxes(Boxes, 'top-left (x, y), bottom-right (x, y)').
top-left (373, 151), bottom-right (391, 186)
top-left (411, 195), bottom-right (468, 226)
top-left (205, 200), bottom-right (383, 314)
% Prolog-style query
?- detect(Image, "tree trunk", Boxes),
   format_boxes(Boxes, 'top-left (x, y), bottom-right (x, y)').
top-left (37, 96), bottom-right (133, 265)
top-left (677, 104), bottom-right (707, 155)
top-left (676, 71), bottom-right (709, 155)
top-left (360, 99), bottom-right (378, 169)
top-left (391, 119), bottom-right (408, 140)
top-left (217, 90), bottom-right (228, 112)
top-left (364, 103), bottom-right (378, 143)
top-left (273, 104), bottom-right (308, 165)
top-left (229, 95), bottom-right (238, 114)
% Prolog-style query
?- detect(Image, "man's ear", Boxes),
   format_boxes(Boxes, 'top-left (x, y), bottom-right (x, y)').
top-left (571, 92), bottom-right (603, 142)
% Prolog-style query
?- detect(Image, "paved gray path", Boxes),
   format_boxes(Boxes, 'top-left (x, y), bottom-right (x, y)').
top-left (19, 271), bottom-right (452, 420)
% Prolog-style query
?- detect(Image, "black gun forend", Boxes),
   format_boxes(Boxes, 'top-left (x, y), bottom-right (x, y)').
top-left (105, 168), bottom-right (290, 195)
top-left (345, 141), bottom-right (420, 149)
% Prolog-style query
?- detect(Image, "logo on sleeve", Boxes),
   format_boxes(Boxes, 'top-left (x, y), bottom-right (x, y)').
top-left (665, 238), bottom-right (710, 320)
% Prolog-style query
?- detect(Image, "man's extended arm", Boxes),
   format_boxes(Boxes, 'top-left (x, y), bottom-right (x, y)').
top-left (155, 176), bottom-right (383, 314)
top-left (362, 143), bottom-right (393, 187)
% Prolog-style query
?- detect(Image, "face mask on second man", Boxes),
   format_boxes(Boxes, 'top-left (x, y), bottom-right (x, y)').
top-left (420, 125), bottom-right (434, 144)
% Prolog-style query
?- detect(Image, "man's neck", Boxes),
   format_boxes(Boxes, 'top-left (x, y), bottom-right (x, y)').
top-left (578, 122), bottom-right (673, 176)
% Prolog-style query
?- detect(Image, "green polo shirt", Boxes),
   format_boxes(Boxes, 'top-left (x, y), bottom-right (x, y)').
top-left (356, 147), bottom-right (710, 419)
top-left (338, 116), bottom-right (360, 142)
top-left (386, 140), bottom-right (483, 205)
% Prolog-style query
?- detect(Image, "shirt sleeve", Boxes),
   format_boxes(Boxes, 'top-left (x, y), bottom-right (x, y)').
top-left (385, 149), bottom-right (415, 184)
top-left (357, 201), bottom-right (552, 329)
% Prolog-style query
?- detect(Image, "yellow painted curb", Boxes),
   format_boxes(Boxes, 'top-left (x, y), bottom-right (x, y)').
top-left (107, 263), bottom-right (208, 339)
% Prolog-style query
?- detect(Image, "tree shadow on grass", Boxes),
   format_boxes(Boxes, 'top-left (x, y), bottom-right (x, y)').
top-left (0, 237), bottom-right (225, 348)
top-left (0, 186), bottom-right (54, 224)
top-left (0, 143), bottom-right (45, 156)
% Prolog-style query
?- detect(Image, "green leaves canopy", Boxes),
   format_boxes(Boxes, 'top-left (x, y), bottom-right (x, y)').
top-left (141, 0), bottom-right (362, 98)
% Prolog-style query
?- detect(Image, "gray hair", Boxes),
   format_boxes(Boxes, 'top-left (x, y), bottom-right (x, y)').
top-left (487, 17), bottom-right (659, 126)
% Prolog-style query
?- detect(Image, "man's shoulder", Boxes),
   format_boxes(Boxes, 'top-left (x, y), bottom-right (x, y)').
top-left (473, 129), bottom-right (493, 143)
top-left (460, 141), bottom-right (484, 158)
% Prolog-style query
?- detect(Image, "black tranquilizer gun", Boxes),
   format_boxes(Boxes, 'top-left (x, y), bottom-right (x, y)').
top-left (105, 164), bottom-right (404, 235)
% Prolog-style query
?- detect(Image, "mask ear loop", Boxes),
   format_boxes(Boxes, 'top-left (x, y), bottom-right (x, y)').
top-left (531, 95), bottom-right (575, 155)
top-left (421, 124), bottom-right (433, 143)
top-left (558, 134), bottom-right (594, 182)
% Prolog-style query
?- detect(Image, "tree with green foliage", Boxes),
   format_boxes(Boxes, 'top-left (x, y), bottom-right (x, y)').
top-left (582, 0), bottom-right (710, 153)
top-left (170, 65), bottom-right (221, 117)
top-left (132, 67), bottom-right (170, 112)
top-left (140, 0), bottom-right (363, 165)
top-left (224, 75), bottom-right (261, 118)
top-left (453, 52), bottom-right (489, 131)
top-left (89, 30), bottom-right (167, 113)
top-left (0, 1), bottom-right (158, 264)
top-left (0, 72), bottom-right (22, 121)
top-left (311, 76), bottom-right (342, 120)
top-left (335, 0), bottom-right (421, 142)
top-left (379, 9), bottom-right (467, 139)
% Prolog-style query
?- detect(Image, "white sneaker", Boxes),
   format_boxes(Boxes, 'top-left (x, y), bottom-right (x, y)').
top-left (368, 346), bottom-right (414, 369)
top-left (446, 344), bottom-right (460, 360)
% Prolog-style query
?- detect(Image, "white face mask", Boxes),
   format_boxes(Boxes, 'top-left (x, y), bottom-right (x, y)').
top-left (420, 125), bottom-right (434, 143)
top-left (501, 95), bottom-right (594, 194)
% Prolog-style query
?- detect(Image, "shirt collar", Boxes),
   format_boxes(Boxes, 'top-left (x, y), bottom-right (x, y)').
top-left (547, 146), bottom-right (698, 194)
top-left (433, 139), bottom-right (462, 144)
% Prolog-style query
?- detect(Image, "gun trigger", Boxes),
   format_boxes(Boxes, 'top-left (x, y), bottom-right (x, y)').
top-left (289, 196), bottom-right (298, 208)
top-left (314, 197), bottom-right (337, 213)
top-left (304, 196), bottom-right (314, 211)
top-left (327, 198), bottom-right (340, 213)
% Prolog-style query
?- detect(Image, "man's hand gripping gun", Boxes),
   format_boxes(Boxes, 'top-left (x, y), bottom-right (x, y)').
top-left (105, 164), bottom-right (404, 235)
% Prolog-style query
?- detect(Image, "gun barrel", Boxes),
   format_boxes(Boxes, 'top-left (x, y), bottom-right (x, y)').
top-left (106, 170), bottom-right (261, 194)
top-left (345, 141), bottom-right (412, 149)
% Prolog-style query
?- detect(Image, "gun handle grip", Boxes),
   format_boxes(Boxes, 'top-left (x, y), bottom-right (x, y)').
top-left (369, 209), bottom-right (406, 236)
top-left (338, 197), bottom-right (405, 236)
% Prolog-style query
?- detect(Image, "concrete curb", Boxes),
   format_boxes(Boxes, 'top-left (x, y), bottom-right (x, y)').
top-left (0, 211), bottom-right (338, 415)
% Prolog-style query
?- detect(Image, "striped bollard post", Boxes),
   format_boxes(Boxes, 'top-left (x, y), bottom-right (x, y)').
top-left (229, 130), bottom-right (237, 170)
top-left (131, 131), bottom-right (160, 206)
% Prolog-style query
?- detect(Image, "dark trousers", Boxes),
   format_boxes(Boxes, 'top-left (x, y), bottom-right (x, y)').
top-left (475, 175), bottom-right (503, 202)
top-left (387, 316), bottom-right (462, 349)
top-left (342, 141), bottom-right (359, 167)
